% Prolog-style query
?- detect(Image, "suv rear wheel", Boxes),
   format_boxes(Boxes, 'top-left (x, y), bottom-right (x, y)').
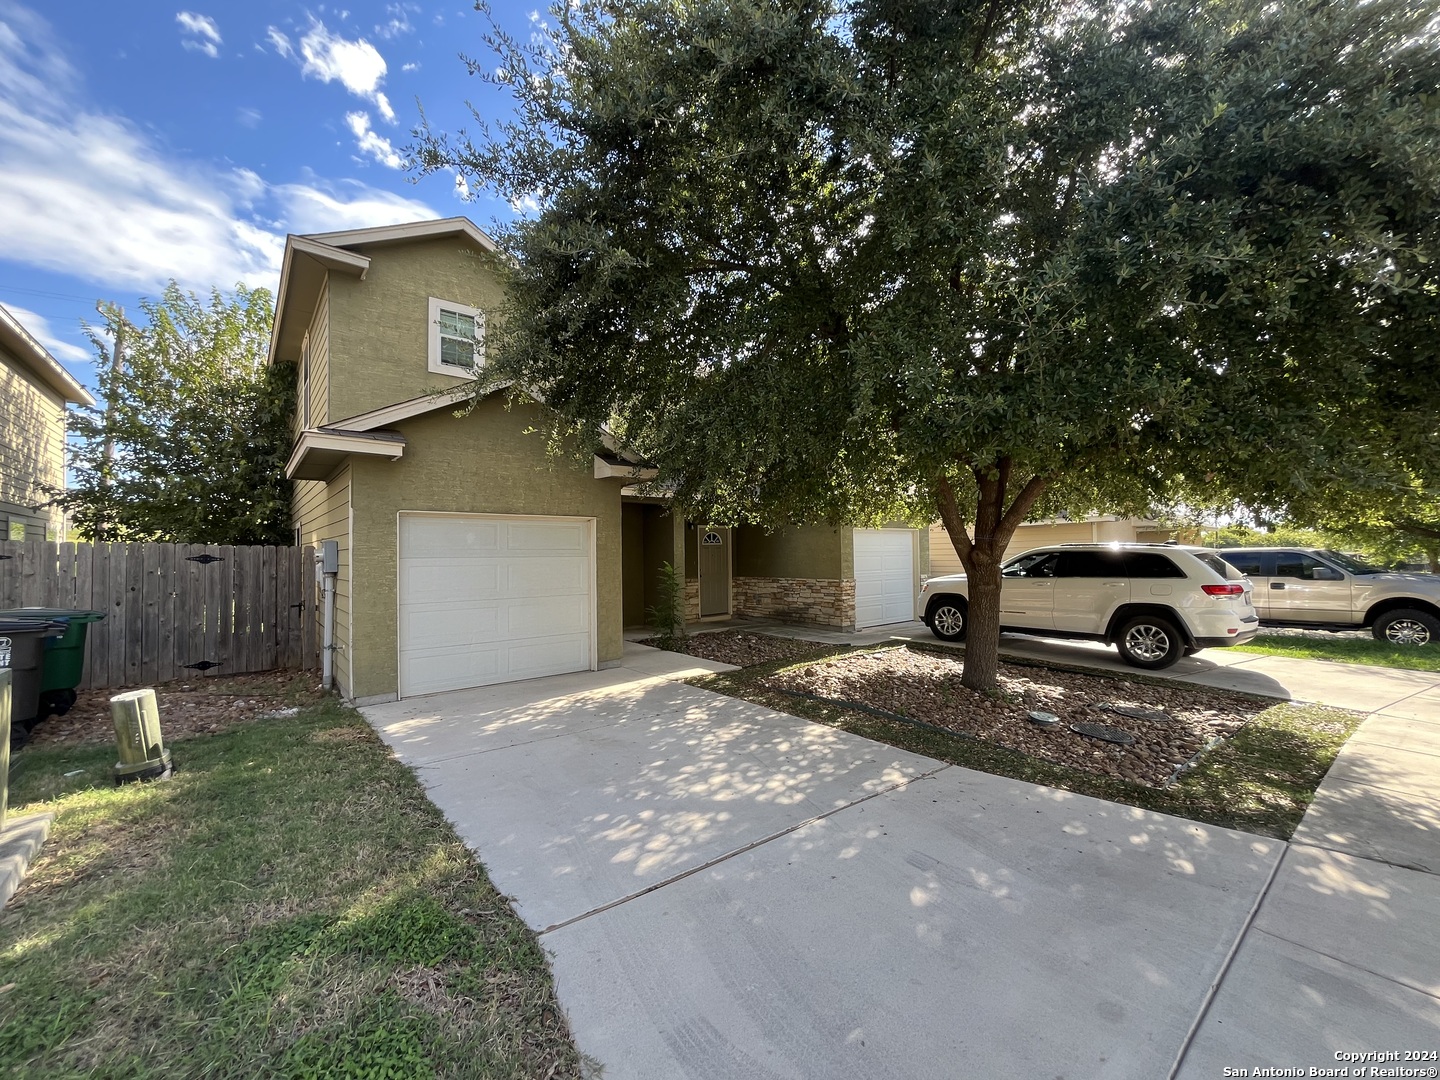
top-left (927, 597), bottom-right (968, 642)
top-left (1373, 609), bottom-right (1439, 647)
top-left (1115, 614), bottom-right (1184, 669)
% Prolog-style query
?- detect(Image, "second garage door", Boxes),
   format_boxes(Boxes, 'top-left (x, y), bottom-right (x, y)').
top-left (854, 529), bottom-right (916, 628)
top-left (398, 513), bottom-right (595, 698)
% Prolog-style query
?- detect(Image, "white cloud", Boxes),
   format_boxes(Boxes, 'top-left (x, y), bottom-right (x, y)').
top-left (236, 106), bottom-right (262, 128)
top-left (266, 26), bottom-right (294, 58)
top-left (453, 174), bottom-right (469, 199)
top-left (272, 16), bottom-right (396, 123)
top-left (272, 175), bottom-right (438, 234)
top-left (2, 303), bottom-right (92, 366)
top-left (375, 3), bottom-right (418, 39)
top-left (401, 61), bottom-right (419, 72)
top-left (0, 5), bottom-right (439, 295)
top-left (176, 11), bottom-right (221, 58)
top-left (345, 111), bottom-right (402, 169)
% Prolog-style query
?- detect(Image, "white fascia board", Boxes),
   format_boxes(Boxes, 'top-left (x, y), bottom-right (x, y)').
top-left (266, 236), bottom-right (372, 367)
top-left (289, 236), bottom-right (372, 276)
top-left (285, 429), bottom-right (406, 480)
top-left (594, 456), bottom-right (659, 481)
top-left (0, 303), bottom-right (95, 405)
top-left (332, 381), bottom-right (515, 432)
top-left (304, 216), bottom-right (501, 254)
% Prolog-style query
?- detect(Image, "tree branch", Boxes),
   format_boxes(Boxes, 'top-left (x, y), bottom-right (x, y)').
top-left (998, 473), bottom-right (1054, 538)
top-left (935, 473), bottom-right (975, 565)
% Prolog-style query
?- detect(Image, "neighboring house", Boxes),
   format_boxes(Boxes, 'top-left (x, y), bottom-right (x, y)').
top-left (928, 515), bottom-right (1172, 576)
top-left (0, 304), bottom-right (95, 541)
top-left (275, 217), bottom-right (924, 705)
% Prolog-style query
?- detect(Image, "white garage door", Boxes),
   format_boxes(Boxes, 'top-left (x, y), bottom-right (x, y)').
top-left (854, 529), bottom-right (915, 628)
top-left (398, 513), bottom-right (594, 698)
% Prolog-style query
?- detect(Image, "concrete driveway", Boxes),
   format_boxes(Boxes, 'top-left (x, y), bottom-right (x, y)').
top-left (361, 642), bottom-right (1440, 1079)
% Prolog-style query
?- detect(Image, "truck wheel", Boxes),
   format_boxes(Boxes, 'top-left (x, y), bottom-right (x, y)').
top-left (927, 598), bottom-right (968, 642)
top-left (1116, 614), bottom-right (1184, 669)
top-left (1373, 609), bottom-right (1439, 647)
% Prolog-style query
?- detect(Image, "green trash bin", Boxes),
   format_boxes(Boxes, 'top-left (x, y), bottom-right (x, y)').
top-left (0, 608), bottom-right (106, 719)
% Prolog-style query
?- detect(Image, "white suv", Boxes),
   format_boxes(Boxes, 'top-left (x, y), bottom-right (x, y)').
top-left (918, 543), bottom-right (1259, 669)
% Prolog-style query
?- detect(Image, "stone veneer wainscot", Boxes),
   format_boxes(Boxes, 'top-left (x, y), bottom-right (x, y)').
top-left (733, 576), bottom-right (855, 629)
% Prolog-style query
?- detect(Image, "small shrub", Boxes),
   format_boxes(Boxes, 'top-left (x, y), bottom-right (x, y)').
top-left (646, 561), bottom-right (688, 649)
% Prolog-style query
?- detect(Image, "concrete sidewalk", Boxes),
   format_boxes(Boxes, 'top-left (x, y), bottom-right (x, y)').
top-left (365, 642), bottom-right (1440, 1079)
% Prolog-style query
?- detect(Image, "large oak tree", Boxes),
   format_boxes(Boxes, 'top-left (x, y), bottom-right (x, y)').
top-left (417, 0), bottom-right (1440, 689)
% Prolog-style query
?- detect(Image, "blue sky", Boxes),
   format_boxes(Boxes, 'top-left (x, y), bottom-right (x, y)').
top-left (0, 0), bottom-right (532, 387)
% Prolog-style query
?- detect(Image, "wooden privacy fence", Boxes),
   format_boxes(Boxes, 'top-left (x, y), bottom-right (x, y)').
top-left (0, 541), bottom-right (319, 690)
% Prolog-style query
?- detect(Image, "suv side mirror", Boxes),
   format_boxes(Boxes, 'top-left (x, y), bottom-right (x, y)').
top-left (1311, 567), bottom-right (1344, 581)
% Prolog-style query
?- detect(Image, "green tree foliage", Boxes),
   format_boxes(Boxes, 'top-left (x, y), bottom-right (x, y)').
top-left (1290, 474), bottom-right (1440, 572)
top-left (55, 284), bottom-right (295, 545)
top-left (416, 0), bottom-right (1440, 689)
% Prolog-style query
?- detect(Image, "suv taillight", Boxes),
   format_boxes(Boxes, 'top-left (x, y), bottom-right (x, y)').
top-left (1201, 583), bottom-right (1245, 597)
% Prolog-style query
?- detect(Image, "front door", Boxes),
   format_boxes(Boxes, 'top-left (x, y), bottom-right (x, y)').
top-left (698, 526), bottom-right (731, 617)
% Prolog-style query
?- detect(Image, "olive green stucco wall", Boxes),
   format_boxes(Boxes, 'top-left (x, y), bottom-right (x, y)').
top-left (643, 507), bottom-right (680, 618)
top-left (346, 395), bottom-right (625, 702)
top-left (735, 525), bottom-right (846, 579)
top-left (326, 237), bottom-right (507, 424)
top-left (621, 504), bottom-right (647, 626)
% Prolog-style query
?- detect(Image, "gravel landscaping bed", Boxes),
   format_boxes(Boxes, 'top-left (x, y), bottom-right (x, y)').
top-left (642, 629), bottom-right (836, 667)
top-left (763, 646), bottom-right (1267, 787)
top-left (22, 669), bottom-right (327, 749)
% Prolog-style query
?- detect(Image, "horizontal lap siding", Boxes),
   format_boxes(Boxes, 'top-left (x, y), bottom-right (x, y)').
top-left (308, 280), bottom-right (330, 426)
top-left (0, 350), bottom-right (67, 538)
top-left (294, 465), bottom-right (352, 699)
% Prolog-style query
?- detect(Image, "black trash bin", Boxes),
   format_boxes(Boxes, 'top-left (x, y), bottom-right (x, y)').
top-left (0, 617), bottom-right (65, 747)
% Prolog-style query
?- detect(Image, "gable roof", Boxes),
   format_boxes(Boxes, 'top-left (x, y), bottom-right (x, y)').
top-left (266, 216), bottom-right (502, 368)
top-left (303, 216), bottom-right (501, 254)
top-left (0, 303), bottom-right (95, 406)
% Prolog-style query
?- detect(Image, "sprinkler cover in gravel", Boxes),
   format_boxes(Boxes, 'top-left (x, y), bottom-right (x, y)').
top-left (1069, 721), bottom-right (1137, 745)
top-left (1027, 710), bottom-right (1060, 726)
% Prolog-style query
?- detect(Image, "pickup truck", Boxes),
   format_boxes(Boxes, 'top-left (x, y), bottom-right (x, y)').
top-left (1215, 547), bottom-right (1440, 645)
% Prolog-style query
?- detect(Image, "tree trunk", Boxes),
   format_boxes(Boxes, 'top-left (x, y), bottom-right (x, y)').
top-left (961, 557), bottom-right (1004, 690)
top-left (934, 462), bottom-right (1052, 693)
top-left (1428, 545), bottom-right (1439, 575)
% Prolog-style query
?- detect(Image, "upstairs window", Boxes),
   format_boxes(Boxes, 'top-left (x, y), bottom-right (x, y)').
top-left (428, 297), bottom-right (484, 376)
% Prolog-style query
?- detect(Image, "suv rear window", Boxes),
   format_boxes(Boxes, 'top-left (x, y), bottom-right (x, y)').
top-left (1123, 552), bottom-right (1185, 579)
top-left (1200, 553), bottom-right (1245, 579)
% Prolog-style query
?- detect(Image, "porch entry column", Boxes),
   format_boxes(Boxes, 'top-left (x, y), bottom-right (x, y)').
top-left (697, 526), bottom-right (732, 616)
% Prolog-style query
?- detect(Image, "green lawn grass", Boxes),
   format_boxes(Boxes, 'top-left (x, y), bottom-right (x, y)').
top-left (0, 702), bottom-right (583, 1080)
top-left (1234, 633), bottom-right (1440, 672)
top-left (693, 648), bottom-right (1363, 839)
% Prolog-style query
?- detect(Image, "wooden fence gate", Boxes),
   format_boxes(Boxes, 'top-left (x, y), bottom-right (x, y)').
top-left (0, 541), bottom-right (318, 691)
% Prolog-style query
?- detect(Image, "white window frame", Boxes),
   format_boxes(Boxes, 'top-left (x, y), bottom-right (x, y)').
top-left (427, 296), bottom-right (484, 377)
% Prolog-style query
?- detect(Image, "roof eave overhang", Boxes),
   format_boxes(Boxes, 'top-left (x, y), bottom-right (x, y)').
top-left (285, 428), bottom-right (405, 481)
top-left (0, 306), bottom-right (95, 406)
top-left (266, 237), bottom-right (372, 368)
top-left (594, 457), bottom-right (659, 482)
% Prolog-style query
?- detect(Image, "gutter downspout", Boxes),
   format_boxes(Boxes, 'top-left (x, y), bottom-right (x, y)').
top-left (318, 540), bottom-right (339, 691)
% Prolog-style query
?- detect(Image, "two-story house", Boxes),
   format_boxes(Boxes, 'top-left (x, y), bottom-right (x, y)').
top-left (273, 218), bottom-right (924, 705)
top-left (0, 304), bottom-right (94, 541)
